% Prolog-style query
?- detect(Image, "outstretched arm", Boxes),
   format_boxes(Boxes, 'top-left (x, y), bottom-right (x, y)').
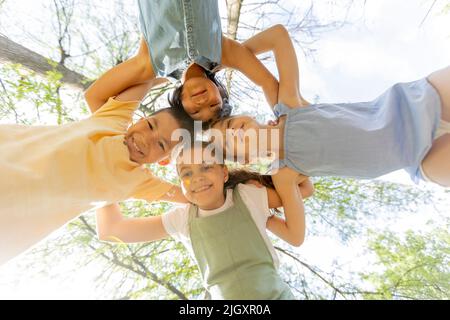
top-left (266, 178), bottom-right (313, 209)
top-left (96, 203), bottom-right (169, 243)
top-left (84, 37), bottom-right (166, 113)
top-left (266, 167), bottom-right (306, 247)
top-left (221, 36), bottom-right (279, 108)
top-left (243, 24), bottom-right (310, 108)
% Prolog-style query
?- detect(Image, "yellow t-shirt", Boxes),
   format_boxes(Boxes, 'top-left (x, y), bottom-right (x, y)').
top-left (0, 98), bottom-right (173, 264)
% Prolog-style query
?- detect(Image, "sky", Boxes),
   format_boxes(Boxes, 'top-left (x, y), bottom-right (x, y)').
top-left (0, 0), bottom-right (449, 299)
top-left (292, 0), bottom-right (450, 186)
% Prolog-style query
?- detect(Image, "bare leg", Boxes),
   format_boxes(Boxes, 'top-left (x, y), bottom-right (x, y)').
top-left (421, 66), bottom-right (450, 186)
top-left (427, 65), bottom-right (450, 122)
top-left (421, 134), bottom-right (450, 186)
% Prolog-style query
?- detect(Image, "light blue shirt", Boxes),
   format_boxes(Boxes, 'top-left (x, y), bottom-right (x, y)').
top-left (273, 78), bottom-right (442, 183)
top-left (137, 0), bottom-right (222, 81)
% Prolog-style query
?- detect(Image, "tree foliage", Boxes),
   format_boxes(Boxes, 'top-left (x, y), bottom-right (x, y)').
top-left (362, 220), bottom-right (450, 299)
top-left (0, 0), bottom-right (448, 300)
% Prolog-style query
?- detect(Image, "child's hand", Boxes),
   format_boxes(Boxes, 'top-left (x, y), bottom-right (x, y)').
top-left (244, 179), bottom-right (264, 188)
top-left (136, 38), bottom-right (155, 81)
top-left (272, 167), bottom-right (302, 187)
top-left (262, 77), bottom-right (279, 108)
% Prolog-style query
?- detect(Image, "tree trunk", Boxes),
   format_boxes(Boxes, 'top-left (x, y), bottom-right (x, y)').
top-left (225, 0), bottom-right (243, 91)
top-left (0, 35), bottom-right (90, 90)
top-left (226, 0), bottom-right (243, 40)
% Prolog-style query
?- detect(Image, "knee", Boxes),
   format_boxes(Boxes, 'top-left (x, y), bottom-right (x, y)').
top-left (421, 134), bottom-right (450, 187)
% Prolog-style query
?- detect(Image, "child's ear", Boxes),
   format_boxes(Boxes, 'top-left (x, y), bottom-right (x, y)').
top-left (223, 166), bottom-right (229, 182)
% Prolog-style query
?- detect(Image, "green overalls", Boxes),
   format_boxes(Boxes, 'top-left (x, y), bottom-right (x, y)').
top-left (188, 187), bottom-right (295, 300)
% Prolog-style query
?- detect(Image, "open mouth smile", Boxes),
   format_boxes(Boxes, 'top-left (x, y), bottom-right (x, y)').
top-left (191, 89), bottom-right (207, 98)
top-left (131, 136), bottom-right (145, 157)
top-left (192, 184), bottom-right (213, 193)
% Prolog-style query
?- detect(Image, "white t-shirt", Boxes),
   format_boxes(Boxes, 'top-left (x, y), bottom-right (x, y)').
top-left (162, 183), bottom-right (280, 268)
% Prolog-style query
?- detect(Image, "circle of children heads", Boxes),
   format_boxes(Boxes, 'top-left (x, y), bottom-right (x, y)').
top-left (126, 71), bottom-right (280, 167)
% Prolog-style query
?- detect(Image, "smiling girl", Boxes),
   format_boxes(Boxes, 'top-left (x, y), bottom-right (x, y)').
top-left (96, 142), bottom-right (313, 299)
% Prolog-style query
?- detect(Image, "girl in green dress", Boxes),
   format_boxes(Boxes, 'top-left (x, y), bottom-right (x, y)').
top-left (96, 142), bottom-right (311, 299)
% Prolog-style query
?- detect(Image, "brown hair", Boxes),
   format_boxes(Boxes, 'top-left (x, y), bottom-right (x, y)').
top-left (225, 168), bottom-right (274, 190)
top-left (168, 69), bottom-right (232, 129)
top-left (225, 169), bottom-right (279, 213)
top-left (151, 106), bottom-right (195, 138)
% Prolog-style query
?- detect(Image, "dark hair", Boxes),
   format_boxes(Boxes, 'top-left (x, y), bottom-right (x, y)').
top-left (225, 168), bottom-right (274, 190)
top-left (168, 69), bottom-right (232, 128)
top-left (151, 106), bottom-right (195, 138)
top-left (227, 168), bottom-right (280, 215)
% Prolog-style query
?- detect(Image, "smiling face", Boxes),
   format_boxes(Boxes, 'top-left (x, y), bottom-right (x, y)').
top-left (177, 146), bottom-right (228, 210)
top-left (211, 115), bottom-right (264, 163)
top-left (125, 110), bottom-right (182, 164)
top-left (181, 76), bottom-right (223, 122)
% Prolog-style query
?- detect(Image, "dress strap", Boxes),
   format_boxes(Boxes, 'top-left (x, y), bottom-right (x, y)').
top-left (187, 203), bottom-right (198, 224)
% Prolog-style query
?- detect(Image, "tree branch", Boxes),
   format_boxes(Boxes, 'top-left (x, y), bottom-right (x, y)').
top-left (78, 216), bottom-right (188, 300)
top-left (0, 34), bottom-right (91, 89)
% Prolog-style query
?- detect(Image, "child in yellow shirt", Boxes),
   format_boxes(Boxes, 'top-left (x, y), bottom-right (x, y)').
top-left (0, 60), bottom-right (194, 265)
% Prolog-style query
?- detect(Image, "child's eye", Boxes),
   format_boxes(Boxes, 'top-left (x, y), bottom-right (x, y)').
top-left (147, 120), bottom-right (153, 131)
top-left (159, 141), bottom-right (165, 151)
top-left (181, 172), bottom-right (192, 178)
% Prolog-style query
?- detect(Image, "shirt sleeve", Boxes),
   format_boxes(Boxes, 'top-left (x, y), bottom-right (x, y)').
top-left (237, 183), bottom-right (271, 219)
top-left (161, 205), bottom-right (190, 243)
top-left (131, 172), bottom-right (174, 203)
top-left (91, 97), bottom-right (140, 131)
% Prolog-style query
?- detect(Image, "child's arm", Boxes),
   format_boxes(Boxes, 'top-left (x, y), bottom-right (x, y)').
top-left (266, 167), bottom-right (306, 247)
top-left (84, 37), bottom-right (165, 113)
top-left (221, 36), bottom-right (279, 108)
top-left (96, 203), bottom-right (169, 243)
top-left (245, 178), bottom-right (314, 208)
top-left (242, 24), bottom-right (310, 108)
top-left (266, 178), bottom-right (313, 209)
